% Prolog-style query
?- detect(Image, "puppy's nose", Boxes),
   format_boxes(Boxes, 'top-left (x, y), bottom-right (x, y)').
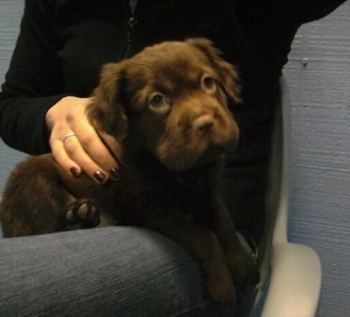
top-left (193, 114), bottom-right (215, 135)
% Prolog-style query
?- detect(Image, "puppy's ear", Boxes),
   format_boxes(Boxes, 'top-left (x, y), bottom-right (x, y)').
top-left (186, 38), bottom-right (242, 105)
top-left (87, 62), bottom-right (128, 140)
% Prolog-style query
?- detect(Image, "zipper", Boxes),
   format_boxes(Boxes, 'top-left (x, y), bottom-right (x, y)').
top-left (127, 16), bottom-right (138, 43)
top-left (124, 0), bottom-right (139, 58)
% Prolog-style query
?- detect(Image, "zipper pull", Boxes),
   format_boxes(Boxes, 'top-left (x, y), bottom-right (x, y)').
top-left (127, 16), bottom-right (138, 42)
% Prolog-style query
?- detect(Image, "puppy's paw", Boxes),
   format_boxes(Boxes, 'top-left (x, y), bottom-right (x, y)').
top-left (65, 198), bottom-right (100, 230)
top-left (230, 255), bottom-right (260, 286)
top-left (206, 269), bottom-right (236, 304)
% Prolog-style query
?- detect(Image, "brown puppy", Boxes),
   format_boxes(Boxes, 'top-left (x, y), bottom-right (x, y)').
top-left (1, 38), bottom-right (259, 303)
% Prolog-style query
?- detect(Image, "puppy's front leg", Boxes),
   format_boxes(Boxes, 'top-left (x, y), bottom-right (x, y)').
top-left (211, 195), bottom-right (260, 286)
top-left (143, 208), bottom-right (236, 304)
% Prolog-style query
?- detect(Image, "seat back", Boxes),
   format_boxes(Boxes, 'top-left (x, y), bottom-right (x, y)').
top-left (253, 77), bottom-right (322, 317)
top-left (255, 76), bottom-right (291, 305)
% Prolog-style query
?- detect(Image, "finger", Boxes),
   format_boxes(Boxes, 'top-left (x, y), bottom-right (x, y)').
top-left (63, 134), bottom-right (110, 184)
top-left (50, 137), bottom-right (81, 178)
top-left (64, 102), bottom-right (121, 181)
top-left (72, 125), bottom-right (121, 180)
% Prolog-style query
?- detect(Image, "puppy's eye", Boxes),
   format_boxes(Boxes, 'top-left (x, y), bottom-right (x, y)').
top-left (201, 76), bottom-right (217, 93)
top-left (149, 93), bottom-right (170, 113)
top-left (150, 94), bottom-right (165, 107)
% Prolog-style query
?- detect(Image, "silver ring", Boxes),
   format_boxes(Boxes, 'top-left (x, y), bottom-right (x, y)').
top-left (62, 132), bottom-right (76, 144)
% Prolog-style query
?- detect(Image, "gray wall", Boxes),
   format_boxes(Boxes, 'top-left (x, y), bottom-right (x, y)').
top-left (0, 1), bottom-right (349, 316)
top-left (284, 3), bottom-right (350, 316)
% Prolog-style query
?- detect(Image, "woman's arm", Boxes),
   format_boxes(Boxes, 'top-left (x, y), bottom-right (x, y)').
top-left (284, 0), bottom-right (347, 24)
top-left (0, 0), bottom-right (120, 182)
top-left (0, 0), bottom-right (66, 154)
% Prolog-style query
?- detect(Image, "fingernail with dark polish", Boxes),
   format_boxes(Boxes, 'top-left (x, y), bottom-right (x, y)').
top-left (70, 167), bottom-right (81, 178)
top-left (110, 168), bottom-right (121, 181)
top-left (94, 170), bottom-right (107, 183)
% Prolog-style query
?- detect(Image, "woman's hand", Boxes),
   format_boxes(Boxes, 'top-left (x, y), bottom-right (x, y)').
top-left (46, 96), bottom-right (122, 183)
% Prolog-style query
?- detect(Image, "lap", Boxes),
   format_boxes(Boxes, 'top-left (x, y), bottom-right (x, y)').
top-left (0, 226), bottom-right (256, 317)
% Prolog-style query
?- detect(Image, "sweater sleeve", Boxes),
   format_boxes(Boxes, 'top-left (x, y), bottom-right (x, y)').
top-left (285, 0), bottom-right (347, 24)
top-left (0, 0), bottom-right (68, 155)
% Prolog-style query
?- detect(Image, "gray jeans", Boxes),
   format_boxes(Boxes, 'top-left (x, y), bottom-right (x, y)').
top-left (0, 226), bottom-right (256, 317)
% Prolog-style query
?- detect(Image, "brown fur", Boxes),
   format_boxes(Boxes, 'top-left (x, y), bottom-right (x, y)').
top-left (1, 38), bottom-right (259, 303)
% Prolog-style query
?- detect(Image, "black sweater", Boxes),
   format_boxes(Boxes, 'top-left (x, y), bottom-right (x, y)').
top-left (0, 0), bottom-right (346, 155)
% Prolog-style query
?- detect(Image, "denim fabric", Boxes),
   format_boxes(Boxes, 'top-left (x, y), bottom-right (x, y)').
top-left (0, 226), bottom-right (256, 317)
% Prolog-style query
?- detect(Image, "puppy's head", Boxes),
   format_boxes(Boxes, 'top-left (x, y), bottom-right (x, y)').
top-left (88, 38), bottom-right (241, 170)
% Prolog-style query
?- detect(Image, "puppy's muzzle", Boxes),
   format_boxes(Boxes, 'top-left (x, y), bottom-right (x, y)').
top-left (192, 114), bottom-right (216, 136)
top-left (192, 113), bottom-right (239, 149)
